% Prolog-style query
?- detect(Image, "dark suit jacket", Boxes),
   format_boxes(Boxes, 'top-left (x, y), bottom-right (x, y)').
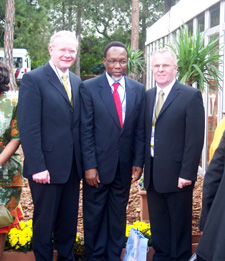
top-left (197, 131), bottom-right (225, 260)
top-left (80, 73), bottom-right (145, 185)
top-left (18, 63), bottom-right (82, 183)
top-left (144, 80), bottom-right (205, 193)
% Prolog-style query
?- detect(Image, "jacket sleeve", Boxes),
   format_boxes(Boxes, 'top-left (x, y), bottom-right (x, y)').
top-left (132, 84), bottom-right (145, 168)
top-left (80, 82), bottom-right (98, 170)
top-left (179, 90), bottom-right (205, 180)
top-left (18, 73), bottom-right (47, 176)
top-left (199, 131), bottom-right (225, 231)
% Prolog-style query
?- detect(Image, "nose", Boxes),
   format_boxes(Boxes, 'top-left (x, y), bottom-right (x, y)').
top-left (158, 65), bottom-right (164, 71)
top-left (114, 61), bottom-right (122, 67)
top-left (64, 50), bottom-right (70, 57)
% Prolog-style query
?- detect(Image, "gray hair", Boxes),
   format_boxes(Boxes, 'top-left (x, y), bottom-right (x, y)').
top-left (152, 48), bottom-right (177, 65)
top-left (49, 30), bottom-right (78, 48)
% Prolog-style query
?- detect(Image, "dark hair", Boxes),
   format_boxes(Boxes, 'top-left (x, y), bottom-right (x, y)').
top-left (0, 61), bottom-right (10, 92)
top-left (103, 41), bottom-right (128, 58)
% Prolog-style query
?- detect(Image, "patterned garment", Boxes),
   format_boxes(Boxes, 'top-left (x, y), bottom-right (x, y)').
top-left (0, 90), bottom-right (23, 208)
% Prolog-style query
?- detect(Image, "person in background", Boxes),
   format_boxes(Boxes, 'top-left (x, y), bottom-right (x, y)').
top-left (0, 61), bottom-right (23, 261)
top-left (80, 41), bottom-right (145, 260)
top-left (144, 48), bottom-right (205, 260)
top-left (208, 117), bottom-right (225, 162)
top-left (194, 131), bottom-right (225, 261)
top-left (18, 31), bottom-right (82, 260)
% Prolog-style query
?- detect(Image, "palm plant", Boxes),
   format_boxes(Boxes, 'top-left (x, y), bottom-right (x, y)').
top-left (126, 45), bottom-right (145, 75)
top-left (166, 25), bottom-right (223, 92)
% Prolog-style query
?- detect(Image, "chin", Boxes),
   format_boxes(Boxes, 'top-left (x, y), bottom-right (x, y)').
top-left (112, 76), bottom-right (123, 81)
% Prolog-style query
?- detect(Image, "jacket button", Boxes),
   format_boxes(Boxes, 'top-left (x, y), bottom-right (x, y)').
top-left (70, 109), bottom-right (74, 113)
top-left (116, 151), bottom-right (119, 155)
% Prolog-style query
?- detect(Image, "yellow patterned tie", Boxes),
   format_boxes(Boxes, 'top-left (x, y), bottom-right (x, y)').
top-left (153, 90), bottom-right (164, 125)
top-left (62, 74), bottom-right (72, 105)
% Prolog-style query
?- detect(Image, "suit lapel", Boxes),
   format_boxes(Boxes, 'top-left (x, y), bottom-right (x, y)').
top-left (157, 81), bottom-right (180, 120)
top-left (99, 74), bottom-right (121, 129)
top-left (45, 63), bottom-right (72, 107)
top-left (70, 73), bottom-right (79, 110)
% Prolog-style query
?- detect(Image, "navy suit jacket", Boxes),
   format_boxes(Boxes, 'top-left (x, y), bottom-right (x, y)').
top-left (18, 63), bottom-right (82, 183)
top-left (80, 73), bottom-right (145, 185)
top-left (144, 80), bottom-right (205, 193)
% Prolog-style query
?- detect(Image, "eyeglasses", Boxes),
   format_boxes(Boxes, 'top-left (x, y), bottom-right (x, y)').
top-left (153, 64), bottom-right (176, 70)
top-left (106, 59), bottom-right (128, 66)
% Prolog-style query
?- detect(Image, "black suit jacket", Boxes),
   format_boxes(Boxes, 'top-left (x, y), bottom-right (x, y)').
top-left (80, 73), bottom-right (145, 185)
top-left (197, 131), bottom-right (225, 260)
top-left (144, 80), bottom-right (205, 193)
top-left (18, 63), bottom-right (82, 183)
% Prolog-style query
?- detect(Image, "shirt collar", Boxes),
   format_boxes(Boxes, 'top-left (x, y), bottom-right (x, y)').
top-left (49, 60), bottom-right (69, 80)
top-left (156, 78), bottom-right (176, 97)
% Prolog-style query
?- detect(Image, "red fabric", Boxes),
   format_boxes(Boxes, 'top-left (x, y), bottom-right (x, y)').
top-left (113, 83), bottom-right (123, 128)
top-left (0, 204), bottom-right (24, 233)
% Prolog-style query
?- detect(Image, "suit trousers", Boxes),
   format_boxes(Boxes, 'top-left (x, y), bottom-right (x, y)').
top-left (29, 160), bottom-right (80, 261)
top-left (147, 166), bottom-right (193, 260)
top-left (83, 166), bottom-right (131, 261)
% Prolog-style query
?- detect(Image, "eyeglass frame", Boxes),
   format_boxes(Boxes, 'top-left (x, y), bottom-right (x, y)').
top-left (105, 59), bottom-right (128, 66)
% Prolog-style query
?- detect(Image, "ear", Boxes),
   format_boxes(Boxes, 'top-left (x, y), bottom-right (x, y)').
top-left (49, 45), bottom-right (53, 56)
top-left (103, 57), bottom-right (107, 68)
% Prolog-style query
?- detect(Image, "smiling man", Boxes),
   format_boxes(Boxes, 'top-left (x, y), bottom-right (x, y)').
top-left (80, 41), bottom-right (145, 260)
top-left (18, 31), bottom-right (82, 260)
top-left (144, 48), bottom-right (205, 260)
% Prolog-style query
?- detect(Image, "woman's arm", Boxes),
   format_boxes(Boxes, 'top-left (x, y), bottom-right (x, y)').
top-left (0, 139), bottom-right (20, 165)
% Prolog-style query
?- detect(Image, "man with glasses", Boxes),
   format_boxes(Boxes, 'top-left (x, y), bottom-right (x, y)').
top-left (144, 48), bottom-right (205, 260)
top-left (80, 41), bottom-right (145, 260)
top-left (18, 31), bottom-right (82, 260)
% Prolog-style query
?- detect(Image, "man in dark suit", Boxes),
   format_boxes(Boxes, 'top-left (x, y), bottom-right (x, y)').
top-left (80, 41), bottom-right (145, 260)
top-left (144, 48), bottom-right (205, 260)
top-left (194, 131), bottom-right (225, 261)
top-left (18, 31), bottom-right (82, 261)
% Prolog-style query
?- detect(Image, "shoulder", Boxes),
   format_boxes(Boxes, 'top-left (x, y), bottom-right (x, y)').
top-left (23, 64), bottom-right (49, 80)
top-left (80, 75), bottom-right (105, 91)
top-left (4, 91), bottom-right (18, 104)
top-left (125, 77), bottom-right (144, 89)
top-left (176, 81), bottom-right (200, 95)
top-left (146, 87), bottom-right (156, 96)
top-left (83, 74), bottom-right (103, 85)
top-left (69, 71), bottom-right (82, 84)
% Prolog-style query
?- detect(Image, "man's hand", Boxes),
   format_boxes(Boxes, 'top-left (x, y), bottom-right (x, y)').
top-left (131, 166), bottom-right (143, 184)
top-left (178, 177), bottom-right (192, 189)
top-left (85, 168), bottom-right (100, 188)
top-left (32, 170), bottom-right (50, 184)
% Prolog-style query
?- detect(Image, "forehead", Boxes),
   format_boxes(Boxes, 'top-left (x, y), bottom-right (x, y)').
top-left (152, 51), bottom-right (174, 64)
top-left (52, 36), bottom-right (77, 48)
top-left (106, 46), bottom-right (127, 59)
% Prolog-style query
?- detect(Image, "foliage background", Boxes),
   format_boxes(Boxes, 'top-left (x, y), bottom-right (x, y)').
top-left (0, 0), bottom-right (178, 77)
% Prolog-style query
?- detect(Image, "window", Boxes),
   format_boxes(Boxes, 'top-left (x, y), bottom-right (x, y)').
top-left (197, 13), bottom-right (205, 32)
top-left (187, 20), bottom-right (193, 36)
top-left (13, 57), bottom-right (23, 68)
top-left (210, 4), bottom-right (220, 28)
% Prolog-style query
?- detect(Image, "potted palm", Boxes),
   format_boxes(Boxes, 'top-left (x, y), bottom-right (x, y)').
top-left (166, 25), bottom-right (223, 91)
